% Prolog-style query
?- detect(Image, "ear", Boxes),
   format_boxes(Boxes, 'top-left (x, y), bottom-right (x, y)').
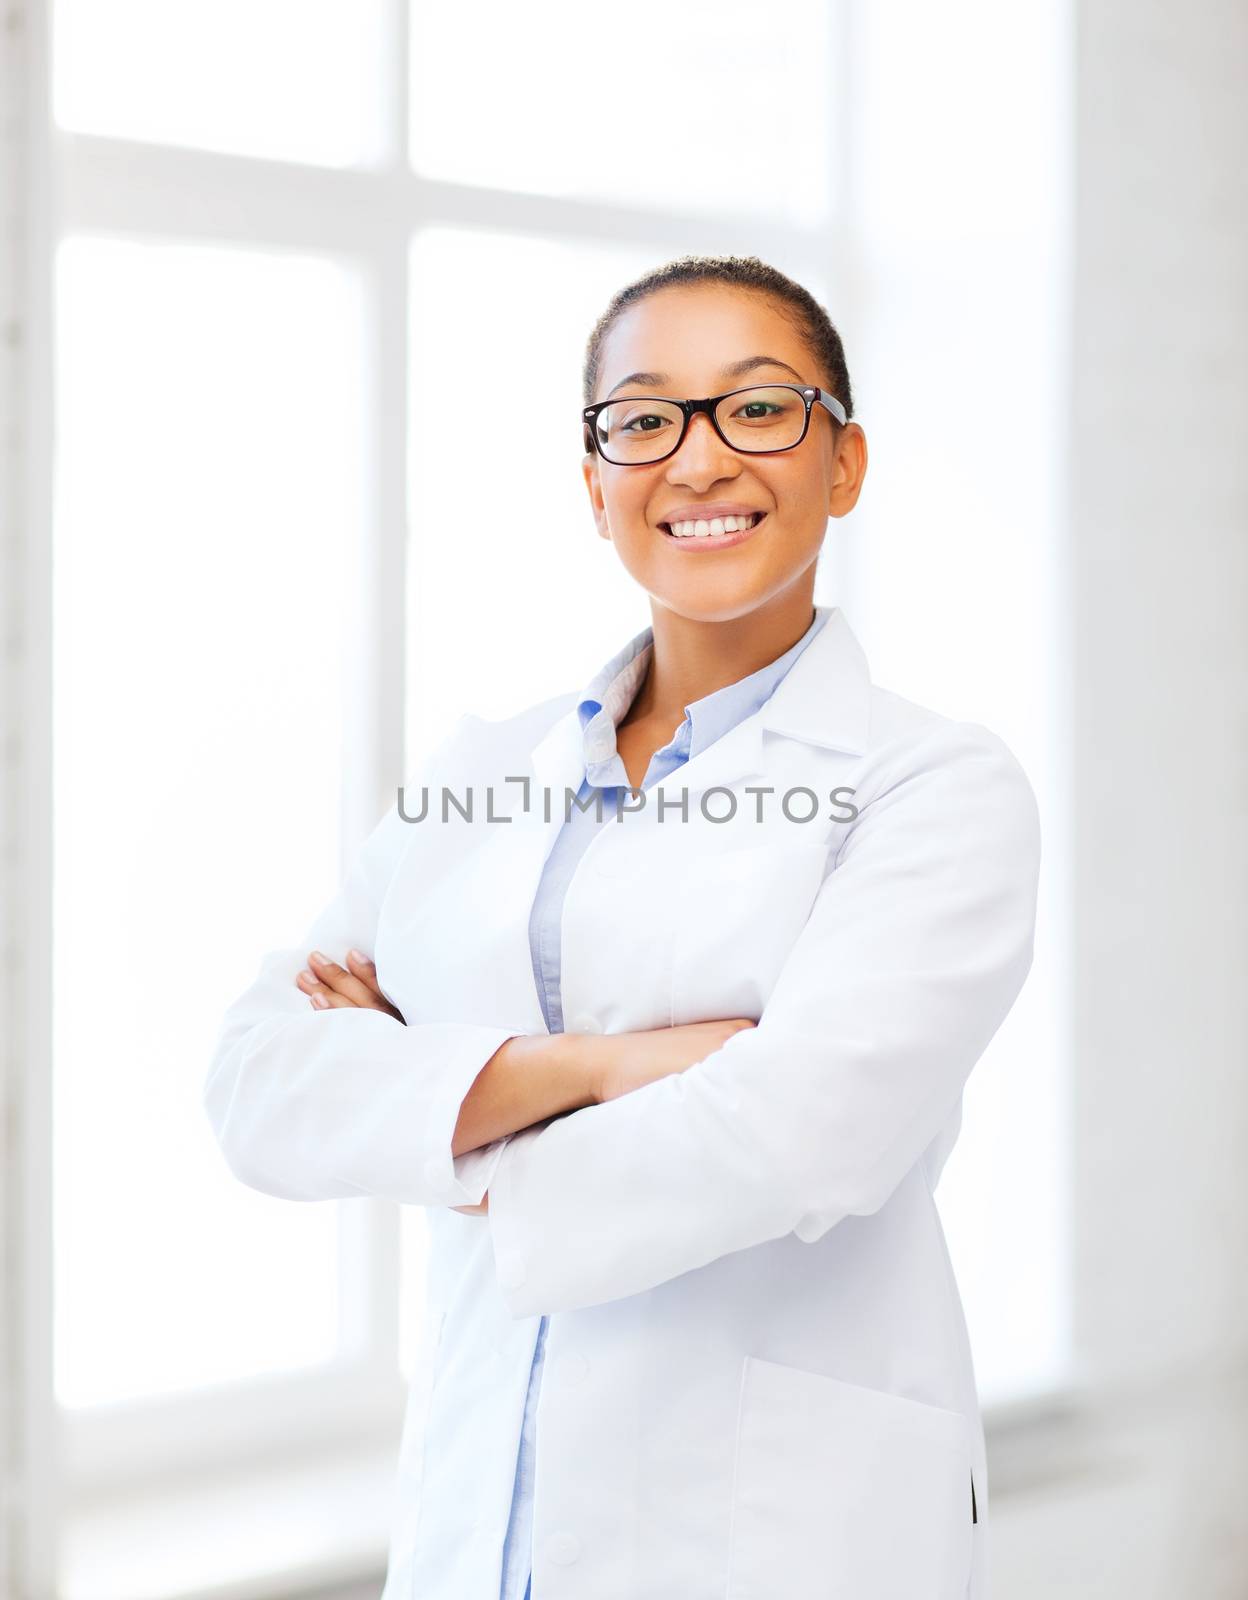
top-left (582, 454), bottom-right (612, 541)
top-left (828, 423), bottom-right (868, 519)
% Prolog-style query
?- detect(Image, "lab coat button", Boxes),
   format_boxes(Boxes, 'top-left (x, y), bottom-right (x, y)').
top-left (497, 1249), bottom-right (526, 1289)
top-left (570, 1014), bottom-right (601, 1034)
top-left (546, 1532), bottom-right (581, 1566)
top-left (560, 1351), bottom-right (589, 1383)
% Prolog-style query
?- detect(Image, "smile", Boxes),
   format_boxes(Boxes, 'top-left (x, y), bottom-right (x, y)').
top-left (658, 510), bottom-right (768, 550)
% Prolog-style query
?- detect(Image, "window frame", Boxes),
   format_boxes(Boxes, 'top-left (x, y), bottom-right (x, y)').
top-left (10, 0), bottom-right (1075, 1593)
top-left (35, 0), bottom-right (855, 1520)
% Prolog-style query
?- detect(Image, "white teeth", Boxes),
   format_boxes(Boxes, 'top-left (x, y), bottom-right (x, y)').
top-left (666, 512), bottom-right (761, 538)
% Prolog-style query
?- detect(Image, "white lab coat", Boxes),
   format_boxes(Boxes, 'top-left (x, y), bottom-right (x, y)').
top-left (203, 604), bottom-right (1041, 1600)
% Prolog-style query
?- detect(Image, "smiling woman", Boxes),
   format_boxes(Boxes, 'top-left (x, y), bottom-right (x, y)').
top-left (577, 261), bottom-right (866, 625)
top-left (204, 252), bottom-right (1040, 1600)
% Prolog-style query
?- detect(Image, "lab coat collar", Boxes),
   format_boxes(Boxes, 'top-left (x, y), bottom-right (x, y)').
top-left (756, 603), bottom-right (870, 754)
top-left (529, 604), bottom-right (871, 801)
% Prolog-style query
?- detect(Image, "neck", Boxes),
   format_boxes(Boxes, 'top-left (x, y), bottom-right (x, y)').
top-left (626, 585), bottom-right (819, 728)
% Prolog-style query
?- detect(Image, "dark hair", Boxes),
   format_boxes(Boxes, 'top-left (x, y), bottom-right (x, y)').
top-left (582, 253), bottom-right (854, 421)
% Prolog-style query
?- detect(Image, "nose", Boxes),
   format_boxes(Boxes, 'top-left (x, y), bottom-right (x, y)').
top-left (664, 410), bottom-right (741, 488)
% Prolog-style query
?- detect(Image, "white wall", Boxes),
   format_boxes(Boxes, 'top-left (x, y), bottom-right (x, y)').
top-left (3, 5), bottom-right (56, 1594)
top-left (988, 0), bottom-right (1248, 1594)
top-left (2, 2), bottom-right (32, 1591)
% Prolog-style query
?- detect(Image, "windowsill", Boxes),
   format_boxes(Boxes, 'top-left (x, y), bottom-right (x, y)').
top-left (983, 1380), bottom-right (1094, 1495)
top-left (59, 1443), bottom-right (396, 1600)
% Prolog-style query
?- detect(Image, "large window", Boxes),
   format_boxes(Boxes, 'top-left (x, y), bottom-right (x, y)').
top-left (35, 1), bottom-right (1071, 1592)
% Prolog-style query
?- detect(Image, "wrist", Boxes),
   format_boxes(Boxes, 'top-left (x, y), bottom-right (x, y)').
top-left (505, 1030), bottom-right (602, 1112)
top-left (550, 1029), bottom-right (607, 1109)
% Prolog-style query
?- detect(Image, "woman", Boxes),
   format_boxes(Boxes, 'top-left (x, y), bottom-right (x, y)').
top-left (204, 254), bottom-right (1041, 1600)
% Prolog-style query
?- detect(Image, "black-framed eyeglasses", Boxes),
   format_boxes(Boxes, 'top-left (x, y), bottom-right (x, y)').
top-left (582, 384), bottom-right (848, 466)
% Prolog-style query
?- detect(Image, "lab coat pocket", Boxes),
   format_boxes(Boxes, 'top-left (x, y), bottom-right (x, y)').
top-left (672, 839), bottom-right (829, 1024)
top-left (725, 1355), bottom-right (974, 1600)
top-left (387, 1305), bottom-right (447, 1567)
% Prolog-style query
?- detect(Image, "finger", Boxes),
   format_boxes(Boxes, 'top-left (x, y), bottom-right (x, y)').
top-left (345, 948), bottom-right (385, 998)
top-left (306, 950), bottom-right (378, 1008)
top-left (302, 952), bottom-right (404, 1020)
top-left (344, 949), bottom-right (406, 1021)
top-left (295, 968), bottom-right (351, 1005)
top-left (295, 969), bottom-right (333, 1006)
top-left (296, 977), bottom-right (350, 1011)
top-left (313, 989), bottom-right (356, 1009)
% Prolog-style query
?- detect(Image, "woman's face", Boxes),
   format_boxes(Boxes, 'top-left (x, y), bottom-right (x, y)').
top-left (582, 284), bottom-right (867, 623)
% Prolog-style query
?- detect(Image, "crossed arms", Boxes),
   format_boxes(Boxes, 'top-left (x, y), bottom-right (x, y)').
top-left (202, 719), bottom-right (1040, 1318)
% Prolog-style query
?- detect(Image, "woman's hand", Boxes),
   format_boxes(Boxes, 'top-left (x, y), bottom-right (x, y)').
top-left (295, 949), bottom-right (405, 1022)
top-left (590, 1017), bottom-right (757, 1105)
top-left (448, 1019), bottom-right (757, 1219)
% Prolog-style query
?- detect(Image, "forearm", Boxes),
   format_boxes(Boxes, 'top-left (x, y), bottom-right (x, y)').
top-left (484, 727), bottom-right (1043, 1314)
top-left (450, 1031), bottom-right (600, 1158)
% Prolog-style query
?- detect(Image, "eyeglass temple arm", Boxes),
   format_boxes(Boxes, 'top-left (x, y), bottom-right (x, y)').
top-left (813, 388), bottom-right (847, 427)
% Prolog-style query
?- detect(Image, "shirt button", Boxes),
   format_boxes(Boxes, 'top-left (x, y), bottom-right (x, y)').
top-left (546, 1532), bottom-right (581, 1566)
top-left (560, 1351), bottom-right (589, 1383)
top-left (496, 1249), bottom-right (526, 1289)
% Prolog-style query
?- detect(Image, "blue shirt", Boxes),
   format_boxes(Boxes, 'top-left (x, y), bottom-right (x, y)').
top-left (497, 605), bottom-right (830, 1600)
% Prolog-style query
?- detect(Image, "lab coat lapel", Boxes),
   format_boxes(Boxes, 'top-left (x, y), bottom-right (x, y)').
top-left (646, 604), bottom-right (872, 801)
top-left (528, 702), bottom-right (589, 823)
top-left (516, 604), bottom-right (876, 1038)
top-left (519, 604), bottom-right (872, 835)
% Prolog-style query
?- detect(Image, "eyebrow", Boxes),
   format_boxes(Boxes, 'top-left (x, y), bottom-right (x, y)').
top-left (604, 354), bottom-right (807, 400)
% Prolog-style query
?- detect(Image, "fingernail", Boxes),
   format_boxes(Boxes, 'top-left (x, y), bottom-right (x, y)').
top-left (309, 950), bottom-right (327, 966)
top-left (297, 969), bottom-right (315, 986)
top-left (348, 948), bottom-right (372, 965)
top-left (311, 993), bottom-right (330, 1009)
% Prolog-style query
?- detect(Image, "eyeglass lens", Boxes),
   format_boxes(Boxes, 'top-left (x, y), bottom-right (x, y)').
top-left (591, 386), bottom-right (806, 464)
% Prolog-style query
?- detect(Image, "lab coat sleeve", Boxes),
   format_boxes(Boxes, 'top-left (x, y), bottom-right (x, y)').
top-left (202, 722), bottom-right (520, 1210)
top-left (486, 720), bottom-right (1042, 1316)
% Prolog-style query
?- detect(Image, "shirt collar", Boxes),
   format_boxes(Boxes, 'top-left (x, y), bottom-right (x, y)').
top-left (575, 607), bottom-right (830, 778)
